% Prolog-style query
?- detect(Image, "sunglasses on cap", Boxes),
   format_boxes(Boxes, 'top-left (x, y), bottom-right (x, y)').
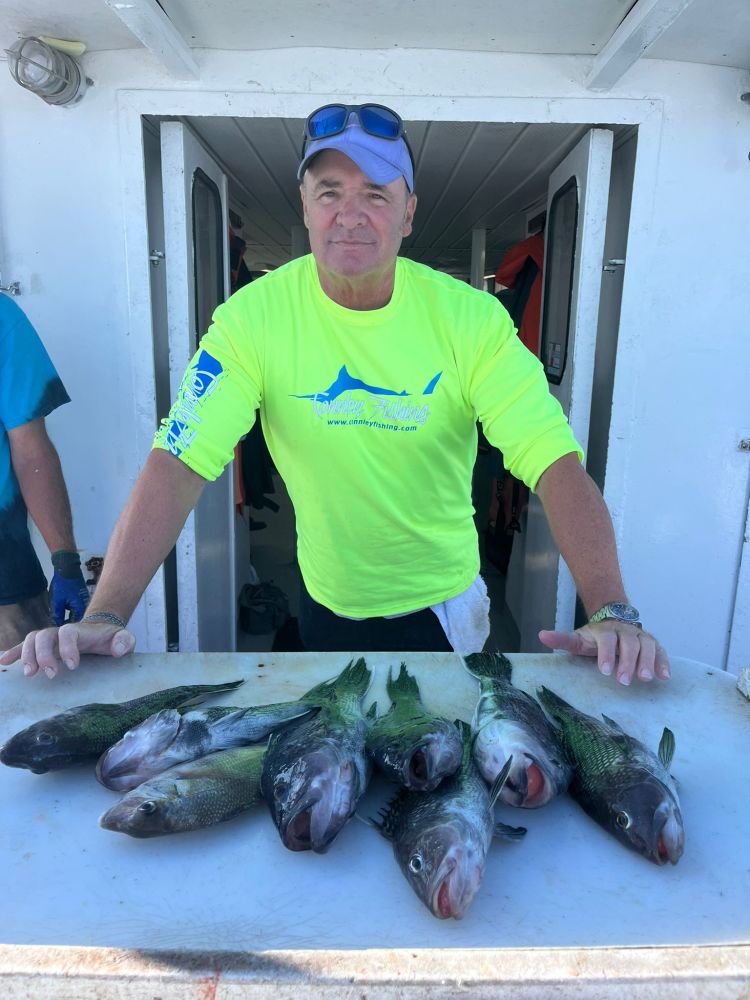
top-left (301, 103), bottom-right (415, 170)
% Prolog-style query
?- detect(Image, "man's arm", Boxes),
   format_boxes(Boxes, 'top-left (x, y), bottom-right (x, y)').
top-left (8, 418), bottom-right (76, 553)
top-left (8, 418), bottom-right (91, 623)
top-left (535, 452), bottom-right (670, 685)
top-left (0, 448), bottom-right (207, 678)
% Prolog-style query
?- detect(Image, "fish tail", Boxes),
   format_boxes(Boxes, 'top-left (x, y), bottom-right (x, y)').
top-left (386, 663), bottom-right (421, 704)
top-left (335, 656), bottom-right (371, 696)
top-left (302, 657), bottom-right (371, 703)
top-left (464, 651), bottom-right (513, 682)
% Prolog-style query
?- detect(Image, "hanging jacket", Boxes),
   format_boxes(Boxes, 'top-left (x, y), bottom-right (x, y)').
top-left (495, 232), bottom-right (544, 358)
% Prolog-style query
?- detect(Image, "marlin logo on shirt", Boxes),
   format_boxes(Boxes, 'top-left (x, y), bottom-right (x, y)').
top-left (292, 364), bottom-right (442, 431)
top-left (292, 364), bottom-right (442, 403)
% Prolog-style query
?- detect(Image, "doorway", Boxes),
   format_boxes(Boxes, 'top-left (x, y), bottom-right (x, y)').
top-left (141, 112), bottom-right (637, 653)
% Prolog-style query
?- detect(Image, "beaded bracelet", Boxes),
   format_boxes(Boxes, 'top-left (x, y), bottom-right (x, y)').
top-left (80, 611), bottom-right (127, 630)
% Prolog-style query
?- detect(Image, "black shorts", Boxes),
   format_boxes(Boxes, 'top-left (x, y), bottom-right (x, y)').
top-left (297, 578), bottom-right (452, 652)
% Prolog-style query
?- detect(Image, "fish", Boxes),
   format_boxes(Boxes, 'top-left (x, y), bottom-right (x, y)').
top-left (536, 686), bottom-right (685, 866)
top-left (365, 663), bottom-right (462, 791)
top-left (373, 720), bottom-right (526, 920)
top-left (99, 745), bottom-right (266, 838)
top-left (261, 657), bottom-right (371, 853)
top-left (96, 699), bottom-right (318, 791)
top-left (0, 680), bottom-right (245, 773)
top-left (465, 652), bottom-right (572, 808)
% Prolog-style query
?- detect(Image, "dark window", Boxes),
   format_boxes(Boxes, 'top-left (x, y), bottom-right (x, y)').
top-left (192, 168), bottom-right (224, 351)
top-left (540, 177), bottom-right (579, 385)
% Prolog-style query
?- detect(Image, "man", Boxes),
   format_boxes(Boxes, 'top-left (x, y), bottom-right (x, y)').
top-left (1, 103), bottom-right (669, 686)
top-left (0, 294), bottom-right (89, 649)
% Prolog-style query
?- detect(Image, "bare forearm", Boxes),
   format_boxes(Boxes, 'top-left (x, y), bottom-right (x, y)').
top-left (9, 419), bottom-right (76, 553)
top-left (88, 449), bottom-right (207, 622)
top-left (536, 453), bottom-right (627, 617)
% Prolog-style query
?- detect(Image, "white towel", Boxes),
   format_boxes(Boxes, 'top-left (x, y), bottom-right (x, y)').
top-left (430, 574), bottom-right (490, 655)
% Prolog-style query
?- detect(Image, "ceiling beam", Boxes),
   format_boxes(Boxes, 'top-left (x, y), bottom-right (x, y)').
top-left (102, 0), bottom-right (199, 79)
top-left (585, 0), bottom-right (696, 91)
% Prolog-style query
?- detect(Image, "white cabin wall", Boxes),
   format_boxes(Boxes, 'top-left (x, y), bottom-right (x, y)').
top-left (0, 48), bottom-right (747, 666)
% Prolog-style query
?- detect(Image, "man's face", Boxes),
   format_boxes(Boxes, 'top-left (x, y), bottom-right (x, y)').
top-left (300, 150), bottom-right (417, 282)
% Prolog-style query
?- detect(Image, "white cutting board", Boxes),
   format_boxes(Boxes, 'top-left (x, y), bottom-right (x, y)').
top-left (0, 651), bottom-right (748, 951)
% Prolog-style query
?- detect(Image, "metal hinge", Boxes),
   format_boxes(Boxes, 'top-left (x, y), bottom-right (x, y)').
top-left (149, 250), bottom-right (165, 267)
top-left (0, 280), bottom-right (21, 295)
top-left (739, 439), bottom-right (750, 452)
top-left (603, 259), bottom-right (625, 273)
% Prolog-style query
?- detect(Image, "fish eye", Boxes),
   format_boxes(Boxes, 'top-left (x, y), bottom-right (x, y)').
top-left (616, 811), bottom-right (632, 830)
top-left (35, 732), bottom-right (55, 746)
top-left (408, 854), bottom-right (424, 874)
top-left (138, 801), bottom-right (157, 815)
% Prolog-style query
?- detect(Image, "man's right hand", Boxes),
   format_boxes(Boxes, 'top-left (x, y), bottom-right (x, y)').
top-left (0, 622), bottom-right (136, 679)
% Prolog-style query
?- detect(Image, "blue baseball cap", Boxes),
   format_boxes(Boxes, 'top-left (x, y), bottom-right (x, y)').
top-left (298, 117), bottom-right (414, 193)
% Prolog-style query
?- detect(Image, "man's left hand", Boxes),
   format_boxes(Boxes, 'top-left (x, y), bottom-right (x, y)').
top-left (538, 621), bottom-right (670, 685)
top-left (50, 551), bottom-right (90, 625)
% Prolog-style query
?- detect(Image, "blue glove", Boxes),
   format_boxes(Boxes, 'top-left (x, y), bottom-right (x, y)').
top-left (50, 551), bottom-right (91, 625)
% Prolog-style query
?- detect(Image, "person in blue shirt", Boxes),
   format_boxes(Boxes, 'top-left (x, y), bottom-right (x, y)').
top-left (0, 294), bottom-right (89, 649)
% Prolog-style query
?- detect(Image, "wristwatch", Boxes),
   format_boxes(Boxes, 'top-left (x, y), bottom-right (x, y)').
top-left (588, 602), bottom-right (642, 628)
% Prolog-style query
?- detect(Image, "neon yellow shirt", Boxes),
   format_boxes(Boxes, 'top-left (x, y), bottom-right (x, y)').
top-left (154, 254), bottom-right (582, 617)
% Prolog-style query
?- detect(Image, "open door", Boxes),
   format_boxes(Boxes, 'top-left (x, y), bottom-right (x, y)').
top-left (518, 128), bottom-right (614, 650)
top-left (160, 121), bottom-right (236, 652)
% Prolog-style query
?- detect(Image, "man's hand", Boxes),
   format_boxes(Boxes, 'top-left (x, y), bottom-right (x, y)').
top-left (0, 622), bottom-right (135, 679)
top-left (539, 621), bottom-right (671, 686)
top-left (50, 551), bottom-right (90, 625)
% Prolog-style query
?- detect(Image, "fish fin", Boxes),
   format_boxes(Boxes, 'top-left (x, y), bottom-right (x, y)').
top-left (386, 663), bottom-right (421, 703)
top-left (493, 821), bottom-right (527, 842)
top-left (366, 702), bottom-right (378, 721)
top-left (372, 787), bottom-right (409, 840)
top-left (600, 713), bottom-right (628, 736)
top-left (177, 678), bottom-right (245, 709)
top-left (464, 651), bottom-right (512, 682)
top-left (487, 754), bottom-right (514, 810)
top-left (658, 727), bottom-right (676, 769)
top-left (535, 685), bottom-right (571, 723)
top-left (205, 708), bottom-right (263, 748)
top-left (352, 811), bottom-right (376, 829)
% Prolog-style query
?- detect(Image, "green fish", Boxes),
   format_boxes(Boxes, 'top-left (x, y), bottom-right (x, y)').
top-left (99, 745), bottom-right (266, 838)
top-left (261, 657), bottom-right (372, 853)
top-left (374, 721), bottom-right (526, 920)
top-left (536, 686), bottom-right (685, 866)
top-left (0, 680), bottom-right (244, 773)
top-left (366, 663), bottom-right (462, 791)
top-left (465, 652), bottom-right (571, 808)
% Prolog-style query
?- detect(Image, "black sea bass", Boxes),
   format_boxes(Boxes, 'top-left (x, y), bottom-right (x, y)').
top-left (366, 663), bottom-right (462, 791)
top-left (536, 686), bottom-right (685, 865)
top-left (375, 721), bottom-right (526, 920)
top-left (0, 680), bottom-right (244, 773)
top-left (465, 652), bottom-right (571, 808)
top-left (261, 658), bottom-right (371, 853)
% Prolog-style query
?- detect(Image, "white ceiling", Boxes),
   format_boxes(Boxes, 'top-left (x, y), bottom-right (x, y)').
top-left (175, 114), bottom-right (633, 277)
top-left (0, 0), bottom-right (748, 69)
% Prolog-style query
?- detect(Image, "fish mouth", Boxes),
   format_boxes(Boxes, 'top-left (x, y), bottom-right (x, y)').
top-left (499, 756), bottom-right (550, 809)
top-left (281, 793), bottom-right (340, 854)
top-left (284, 808), bottom-right (314, 852)
top-left (429, 853), bottom-right (481, 920)
top-left (404, 746), bottom-right (434, 791)
top-left (652, 802), bottom-right (685, 865)
top-left (0, 747), bottom-right (51, 773)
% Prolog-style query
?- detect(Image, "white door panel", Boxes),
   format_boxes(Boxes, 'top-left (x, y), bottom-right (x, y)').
top-left (161, 121), bottom-right (236, 652)
top-left (519, 128), bottom-right (613, 651)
